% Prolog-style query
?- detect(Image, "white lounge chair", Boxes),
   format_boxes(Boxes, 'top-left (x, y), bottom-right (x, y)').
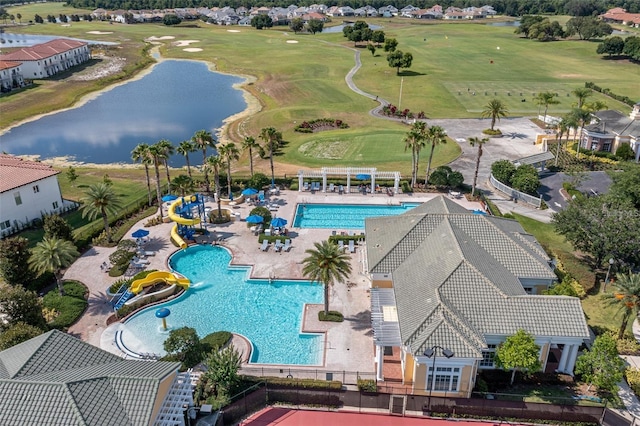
top-left (260, 240), bottom-right (269, 251)
top-left (348, 240), bottom-right (355, 253)
top-left (303, 181), bottom-right (310, 191)
top-left (329, 183), bottom-right (335, 192)
top-left (283, 239), bottom-right (291, 252)
top-left (337, 240), bottom-right (344, 251)
top-left (274, 240), bottom-right (284, 252)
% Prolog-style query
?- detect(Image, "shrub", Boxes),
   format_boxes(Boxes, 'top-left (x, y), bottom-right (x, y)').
top-left (0, 322), bottom-right (45, 350)
top-left (482, 128), bottom-right (502, 135)
top-left (626, 368), bottom-right (640, 396)
top-left (249, 206), bottom-right (272, 226)
top-left (491, 160), bottom-right (516, 186)
top-left (511, 164), bottom-right (540, 196)
top-left (357, 378), bottom-right (377, 392)
top-left (615, 144), bottom-right (635, 161)
top-left (242, 375), bottom-right (343, 390)
top-left (247, 173), bottom-right (270, 190)
top-left (209, 209), bottom-right (231, 224)
top-left (41, 281), bottom-right (88, 329)
top-left (401, 180), bottom-right (411, 193)
top-left (43, 214), bottom-right (74, 242)
top-left (618, 338), bottom-right (640, 356)
top-left (318, 311), bottom-right (343, 322)
top-left (201, 331), bottom-right (233, 352)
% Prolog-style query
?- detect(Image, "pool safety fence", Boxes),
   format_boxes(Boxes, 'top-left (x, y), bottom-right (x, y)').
top-left (218, 384), bottom-right (605, 425)
top-left (238, 367), bottom-right (375, 385)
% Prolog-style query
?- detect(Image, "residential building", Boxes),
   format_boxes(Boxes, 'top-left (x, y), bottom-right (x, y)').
top-left (367, 196), bottom-right (590, 395)
top-left (581, 103), bottom-right (640, 162)
top-left (0, 39), bottom-right (90, 79)
top-left (0, 329), bottom-right (193, 425)
top-left (600, 7), bottom-right (640, 28)
top-left (0, 60), bottom-right (25, 92)
top-left (0, 154), bottom-right (67, 237)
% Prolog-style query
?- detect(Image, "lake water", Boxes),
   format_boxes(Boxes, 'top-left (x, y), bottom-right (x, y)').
top-left (0, 60), bottom-right (247, 166)
top-left (323, 23), bottom-right (382, 33)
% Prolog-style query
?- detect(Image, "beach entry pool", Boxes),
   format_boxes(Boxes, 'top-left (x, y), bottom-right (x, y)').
top-left (119, 246), bottom-right (324, 365)
top-left (293, 203), bottom-right (420, 229)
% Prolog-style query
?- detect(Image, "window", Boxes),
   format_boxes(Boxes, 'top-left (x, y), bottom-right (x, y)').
top-left (52, 201), bottom-right (59, 209)
top-left (33, 185), bottom-right (40, 193)
top-left (0, 220), bottom-right (10, 231)
top-left (603, 142), bottom-right (611, 152)
top-left (14, 191), bottom-right (22, 205)
top-left (427, 366), bottom-right (461, 392)
top-left (480, 344), bottom-right (497, 368)
top-left (523, 287), bottom-right (533, 294)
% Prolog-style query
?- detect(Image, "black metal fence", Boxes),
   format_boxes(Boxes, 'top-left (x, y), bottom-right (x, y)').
top-left (238, 366), bottom-right (375, 386)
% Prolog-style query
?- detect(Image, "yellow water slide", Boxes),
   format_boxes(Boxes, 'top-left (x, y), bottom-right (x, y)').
top-left (168, 195), bottom-right (201, 249)
top-left (129, 271), bottom-right (190, 295)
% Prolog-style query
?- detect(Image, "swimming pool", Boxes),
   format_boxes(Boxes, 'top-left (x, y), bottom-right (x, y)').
top-left (120, 246), bottom-right (324, 365)
top-left (293, 203), bottom-right (420, 229)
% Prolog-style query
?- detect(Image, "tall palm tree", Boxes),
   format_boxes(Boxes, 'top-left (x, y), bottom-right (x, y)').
top-left (29, 237), bottom-right (79, 296)
top-left (554, 118), bottom-right (568, 167)
top-left (403, 121), bottom-right (427, 188)
top-left (424, 125), bottom-right (447, 184)
top-left (535, 91), bottom-right (560, 126)
top-left (302, 240), bottom-right (352, 316)
top-left (219, 142), bottom-right (240, 197)
top-left (131, 143), bottom-right (153, 206)
top-left (468, 137), bottom-right (489, 197)
top-left (572, 87), bottom-right (592, 109)
top-left (205, 155), bottom-right (225, 218)
top-left (607, 272), bottom-right (640, 339)
top-left (569, 108), bottom-right (592, 159)
top-left (80, 183), bottom-right (122, 243)
top-left (148, 143), bottom-right (164, 218)
top-left (259, 127), bottom-right (282, 188)
top-left (242, 136), bottom-right (259, 177)
top-left (192, 130), bottom-right (216, 192)
top-left (171, 174), bottom-right (195, 197)
top-left (481, 99), bottom-right (509, 131)
top-left (156, 139), bottom-right (174, 189)
top-left (177, 140), bottom-right (195, 178)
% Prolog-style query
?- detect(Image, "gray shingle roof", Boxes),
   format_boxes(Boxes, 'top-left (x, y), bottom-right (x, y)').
top-left (0, 330), bottom-right (180, 426)
top-left (365, 195), bottom-right (590, 358)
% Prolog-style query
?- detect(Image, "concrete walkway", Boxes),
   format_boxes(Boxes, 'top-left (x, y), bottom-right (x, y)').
top-left (614, 319), bottom-right (640, 421)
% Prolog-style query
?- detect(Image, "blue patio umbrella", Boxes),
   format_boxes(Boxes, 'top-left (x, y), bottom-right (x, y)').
top-left (271, 217), bottom-right (288, 228)
top-left (355, 173), bottom-right (371, 180)
top-left (162, 194), bottom-right (178, 202)
top-left (132, 229), bottom-right (150, 238)
top-left (242, 188), bottom-right (258, 196)
top-left (246, 215), bottom-right (264, 224)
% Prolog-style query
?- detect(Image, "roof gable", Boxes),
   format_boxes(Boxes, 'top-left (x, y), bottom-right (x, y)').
top-left (0, 154), bottom-right (60, 193)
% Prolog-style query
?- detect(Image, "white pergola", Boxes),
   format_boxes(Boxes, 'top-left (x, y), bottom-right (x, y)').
top-left (297, 167), bottom-right (401, 194)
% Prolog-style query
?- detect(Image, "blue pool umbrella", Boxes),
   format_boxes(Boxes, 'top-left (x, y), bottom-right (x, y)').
top-left (162, 194), bottom-right (178, 202)
top-left (246, 215), bottom-right (264, 224)
top-left (355, 173), bottom-right (371, 180)
top-left (132, 229), bottom-right (150, 238)
top-left (271, 217), bottom-right (288, 228)
top-left (156, 308), bottom-right (170, 330)
top-left (242, 188), bottom-right (258, 196)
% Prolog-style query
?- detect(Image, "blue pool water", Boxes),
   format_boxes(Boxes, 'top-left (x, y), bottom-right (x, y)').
top-left (120, 246), bottom-right (323, 365)
top-left (293, 203), bottom-right (420, 229)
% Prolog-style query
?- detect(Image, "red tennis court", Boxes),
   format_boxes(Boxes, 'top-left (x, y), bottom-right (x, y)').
top-left (240, 407), bottom-right (519, 425)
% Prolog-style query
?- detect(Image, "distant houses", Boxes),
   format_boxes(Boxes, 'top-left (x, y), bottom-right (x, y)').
top-left (600, 7), bottom-right (640, 28)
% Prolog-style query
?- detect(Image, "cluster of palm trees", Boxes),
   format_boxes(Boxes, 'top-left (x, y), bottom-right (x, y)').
top-left (131, 127), bottom-right (284, 219)
top-left (403, 121), bottom-right (448, 188)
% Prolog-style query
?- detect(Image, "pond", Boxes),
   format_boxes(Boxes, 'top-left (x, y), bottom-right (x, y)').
top-left (0, 60), bottom-right (247, 166)
top-left (488, 21), bottom-right (520, 27)
top-left (323, 23), bottom-right (383, 33)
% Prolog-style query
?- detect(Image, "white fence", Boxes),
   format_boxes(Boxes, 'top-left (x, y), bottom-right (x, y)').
top-left (489, 174), bottom-right (542, 208)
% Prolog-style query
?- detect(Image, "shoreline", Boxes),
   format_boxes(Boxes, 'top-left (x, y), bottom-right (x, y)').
top-left (1, 45), bottom-right (263, 168)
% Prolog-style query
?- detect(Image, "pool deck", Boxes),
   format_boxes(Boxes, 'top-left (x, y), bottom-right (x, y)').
top-left (66, 189), bottom-right (483, 377)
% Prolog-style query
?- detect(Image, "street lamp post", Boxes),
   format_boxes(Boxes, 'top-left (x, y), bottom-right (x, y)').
top-left (604, 258), bottom-right (615, 292)
top-left (424, 346), bottom-right (454, 415)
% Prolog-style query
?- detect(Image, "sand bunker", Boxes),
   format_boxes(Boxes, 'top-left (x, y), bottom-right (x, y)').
top-left (174, 40), bottom-right (200, 47)
top-left (227, 29), bottom-right (241, 33)
top-left (146, 36), bottom-right (175, 41)
top-left (183, 48), bottom-right (203, 52)
top-left (286, 40), bottom-right (299, 44)
top-left (87, 31), bottom-right (113, 35)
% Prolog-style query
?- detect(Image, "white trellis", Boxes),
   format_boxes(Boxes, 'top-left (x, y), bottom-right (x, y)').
top-left (297, 167), bottom-right (401, 194)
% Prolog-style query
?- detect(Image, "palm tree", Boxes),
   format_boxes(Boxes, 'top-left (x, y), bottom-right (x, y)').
top-left (302, 240), bottom-right (352, 316)
top-left (403, 121), bottom-right (427, 188)
top-left (481, 99), bottom-right (509, 131)
top-left (468, 137), bottom-right (489, 197)
top-left (205, 155), bottom-right (225, 218)
top-left (607, 272), bottom-right (640, 339)
top-left (80, 183), bottom-right (122, 243)
top-left (148, 143), bottom-right (164, 218)
top-left (131, 143), bottom-right (153, 206)
top-left (572, 87), bottom-right (592, 109)
top-left (177, 140), bottom-right (195, 178)
top-left (156, 139), bottom-right (174, 189)
top-left (259, 127), bottom-right (282, 188)
top-left (29, 237), bottom-right (79, 296)
top-left (554, 118), bottom-right (568, 167)
top-left (424, 125), bottom-right (447, 184)
top-left (219, 142), bottom-right (240, 197)
top-left (242, 136), bottom-right (259, 177)
top-left (192, 130), bottom-right (216, 192)
top-left (569, 108), bottom-right (592, 159)
top-left (171, 174), bottom-right (195, 197)
top-left (535, 92), bottom-right (560, 126)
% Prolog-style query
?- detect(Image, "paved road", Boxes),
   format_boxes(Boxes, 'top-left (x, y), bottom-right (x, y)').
top-left (539, 171), bottom-right (613, 212)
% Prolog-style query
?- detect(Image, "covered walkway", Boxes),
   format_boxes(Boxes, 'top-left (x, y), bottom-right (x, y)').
top-left (297, 167), bottom-right (401, 194)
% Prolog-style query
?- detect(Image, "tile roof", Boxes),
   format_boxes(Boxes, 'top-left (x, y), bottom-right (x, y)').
top-left (0, 154), bottom-right (60, 193)
top-left (0, 330), bottom-right (180, 426)
top-left (366, 196), bottom-right (590, 358)
top-left (587, 110), bottom-right (640, 137)
top-left (0, 39), bottom-right (87, 62)
top-left (0, 60), bottom-right (22, 71)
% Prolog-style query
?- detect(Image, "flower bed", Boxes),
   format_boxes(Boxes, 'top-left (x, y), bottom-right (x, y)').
top-left (294, 118), bottom-right (349, 133)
